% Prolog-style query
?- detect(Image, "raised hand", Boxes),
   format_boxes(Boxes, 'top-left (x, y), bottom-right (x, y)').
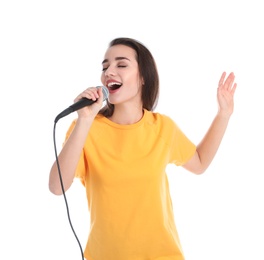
top-left (217, 72), bottom-right (237, 117)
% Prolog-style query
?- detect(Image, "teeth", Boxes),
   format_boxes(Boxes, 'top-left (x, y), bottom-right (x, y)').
top-left (107, 82), bottom-right (121, 87)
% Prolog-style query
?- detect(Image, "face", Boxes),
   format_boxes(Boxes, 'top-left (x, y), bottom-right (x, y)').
top-left (101, 44), bottom-right (143, 107)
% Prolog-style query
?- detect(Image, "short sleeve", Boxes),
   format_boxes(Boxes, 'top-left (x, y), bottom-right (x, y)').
top-left (169, 120), bottom-right (196, 166)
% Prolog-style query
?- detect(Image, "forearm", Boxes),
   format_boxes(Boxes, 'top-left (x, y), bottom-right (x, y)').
top-left (49, 117), bottom-right (93, 195)
top-left (196, 113), bottom-right (231, 172)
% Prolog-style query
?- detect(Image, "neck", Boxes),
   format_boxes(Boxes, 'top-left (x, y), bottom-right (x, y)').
top-left (109, 105), bottom-right (144, 125)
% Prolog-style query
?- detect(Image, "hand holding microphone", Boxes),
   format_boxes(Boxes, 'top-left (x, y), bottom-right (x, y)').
top-left (55, 86), bottom-right (109, 123)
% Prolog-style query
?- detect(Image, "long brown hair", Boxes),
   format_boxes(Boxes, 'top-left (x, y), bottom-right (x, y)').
top-left (99, 37), bottom-right (159, 117)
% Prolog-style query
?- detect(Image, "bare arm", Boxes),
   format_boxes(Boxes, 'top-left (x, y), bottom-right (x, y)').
top-left (48, 87), bottom-right (104, 195)
top-left (183, 72), bottom-right (237, 174)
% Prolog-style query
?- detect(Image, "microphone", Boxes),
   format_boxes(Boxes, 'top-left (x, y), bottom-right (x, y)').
top-left (54, 86), bottom-right (109, 123)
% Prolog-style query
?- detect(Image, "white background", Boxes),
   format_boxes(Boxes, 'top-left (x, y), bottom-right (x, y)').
top-left (1, 1), bottom-right (263, 259)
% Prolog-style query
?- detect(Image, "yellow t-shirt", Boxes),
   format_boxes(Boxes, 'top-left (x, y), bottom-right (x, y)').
top-left (65, 109), bottom-right (196, 260)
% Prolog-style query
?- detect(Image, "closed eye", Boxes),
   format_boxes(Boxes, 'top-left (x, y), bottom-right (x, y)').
top-left (102, 65), bottom-right (127, 71)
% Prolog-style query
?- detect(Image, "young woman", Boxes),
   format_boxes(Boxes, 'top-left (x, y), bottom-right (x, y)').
top-left (49, 37), bottom-right (237, 260)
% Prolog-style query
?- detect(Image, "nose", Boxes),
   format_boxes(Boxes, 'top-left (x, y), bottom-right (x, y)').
top-left (104, 65), bottom-right (116, 77)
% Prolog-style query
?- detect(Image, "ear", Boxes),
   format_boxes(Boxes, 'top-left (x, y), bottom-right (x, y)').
top-left (141, 76), bottom-right (145, 86)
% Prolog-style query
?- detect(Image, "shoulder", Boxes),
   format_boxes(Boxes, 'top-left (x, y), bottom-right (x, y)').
top-left (145, 109), bottom-right (176, 128)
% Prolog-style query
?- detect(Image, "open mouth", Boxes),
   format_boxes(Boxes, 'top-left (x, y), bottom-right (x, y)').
top-left (107, 82), bottom-right (122, 91)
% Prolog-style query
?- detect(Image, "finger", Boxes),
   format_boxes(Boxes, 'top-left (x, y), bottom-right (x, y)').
top-left (96, 86), bottom-right (104, 103)
top-left (218, 71), bottom-right (226, 87)
top-left (83, 87), bottom-right (99, 100)
top-left (225, 72), bottom-right (235, 91)
top-left (74, 87), bottom-right (98, 103)
top-left (230, 82), bottom-right (237, 95)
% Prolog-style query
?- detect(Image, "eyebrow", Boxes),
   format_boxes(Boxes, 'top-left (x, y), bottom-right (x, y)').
top-left (102, 57), bottom-right (131, 64)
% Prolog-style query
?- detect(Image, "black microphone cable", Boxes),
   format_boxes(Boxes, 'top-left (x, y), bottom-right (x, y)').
top-left (51, 86), bottom-right (108, 259)
top-left (53, 120), bottom-right (84, 260)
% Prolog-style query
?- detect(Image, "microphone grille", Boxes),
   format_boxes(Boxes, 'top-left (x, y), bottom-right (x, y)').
top-left (97, 86), bottom-right (109, 101)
